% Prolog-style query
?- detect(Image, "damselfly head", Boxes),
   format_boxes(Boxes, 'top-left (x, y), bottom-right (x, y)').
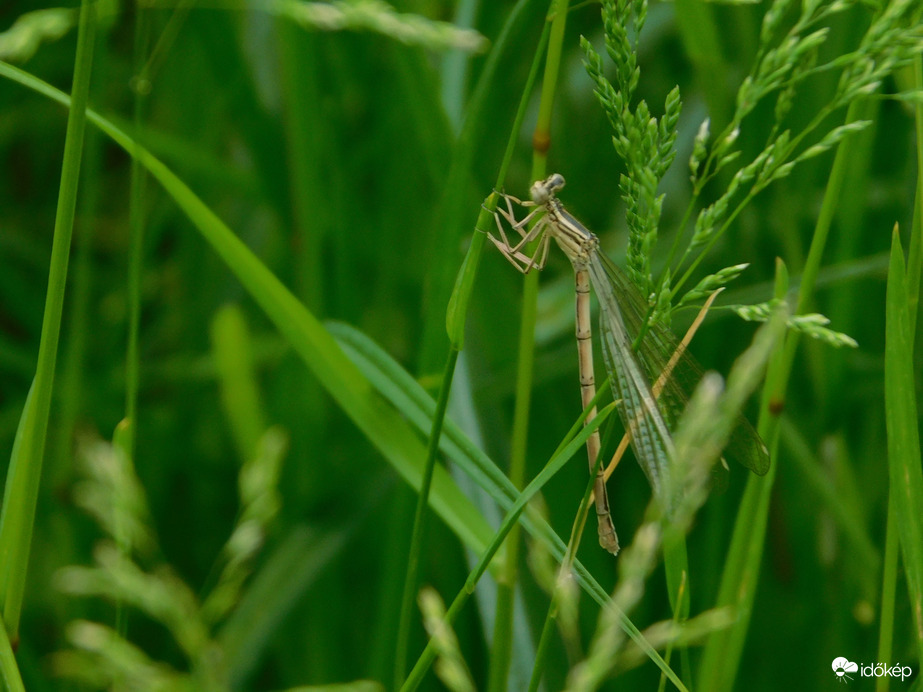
top-left (531, 173), bottom-right (566, 205)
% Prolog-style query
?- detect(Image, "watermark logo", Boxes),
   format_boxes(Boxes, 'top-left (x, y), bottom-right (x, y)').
top-left (832, 657), bottom-right (913, 684)
top-left (832, 657), bottom-right (858, 683)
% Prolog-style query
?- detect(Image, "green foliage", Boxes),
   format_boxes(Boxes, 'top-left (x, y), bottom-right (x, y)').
top-left (566, 309), bottom-right (786, 691)
top-left (0, 0), bottom-right (921, 690)
top-left (0, 8), bottom-right (75, 63)
top-left (270, 0), bottom-right (488, 52)
top-left (52, 426), bottom-right (288, 691)
top-left (418, 587), bottom-right (476, 692)
top-left (732, 299), bottom-right (860, 347)
top-left (581, 0), bottom-right (681, 293)
top-left (884, 229), bottom-right (923, 660)
top-left (676, 263), bottom-right (749, 308)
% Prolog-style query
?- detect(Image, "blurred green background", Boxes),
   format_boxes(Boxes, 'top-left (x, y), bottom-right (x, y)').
top-left (0, 0), bottom-right (920, 690)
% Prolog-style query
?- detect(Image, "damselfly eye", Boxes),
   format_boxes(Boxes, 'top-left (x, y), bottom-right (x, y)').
top-left (530, 173), bottom-right (565, 204)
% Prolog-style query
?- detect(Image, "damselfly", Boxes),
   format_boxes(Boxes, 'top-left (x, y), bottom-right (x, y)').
top-left (489, 173), bottom-right (769, 554)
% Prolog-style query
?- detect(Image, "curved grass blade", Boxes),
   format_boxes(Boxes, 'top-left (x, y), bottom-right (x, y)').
top-left (884, 228), bottom-right (923, 659)
top-left (0, 62), bottom-right (694, 689)
top-left (0, 59), bottom-right (498, 559)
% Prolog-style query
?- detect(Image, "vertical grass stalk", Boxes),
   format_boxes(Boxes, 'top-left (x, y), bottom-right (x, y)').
top-left (397, 7), bottom-right (553, 687)
top-left (877, 54), bottom-right (923, 691)
top-left (393, 348), bottom-right (459, 688)
top-left (0, 619), bottom-right (24, 692)
top-left (487, 2), bottom-right (569, 689)
top-left (400, 405), bottom-right (613, 692)
top-left (527, 432), bottom-right (604, 692)
top-left (0, 0), bottom-right (97, 643)
top-left (698, 96), bottom-right (876, 692)
top-left (884, 228), bottom-right (923, 662)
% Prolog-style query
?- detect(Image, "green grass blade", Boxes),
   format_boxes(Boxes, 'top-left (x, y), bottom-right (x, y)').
top-left (394, 348), bottom-right (459, 688)
top-left (0, 615), bottom-right (25, 692)
top-left (446, 197), bottom-right (494, 350)
top-left (0, 60), bottom-right (496, 558)
top-left (399, 408), bottom-right (613, 692)
top-left (401, 403), bottom-right (692, 692)
top-left (121, 2), bottom-right (151, 471)
top-left (877, 500), bottom-right (900, 692)
top-left (780, 418), bottom-right (880, 584)
top-left (884, 227), bottom-right (923, 661)
top-left (661, 533), bottom-right (691, 685)
top-left (446, 13), bottom-right (551, 350)
top-left (416, 0), bottom-right (546, 369)
top-left (488, 2), bottom-right (570, 684)
top-left (530, 424), bottom-right (610, 692)
top-left (469, 403), bottom-right (613, 590)
top-left (0, 0), bottom-right (96, 643)
top-left (698, 92), bottom-right (879, 690)
top-left (210, 304), bottom-right (268, 463)
top-left (0, 381), bottom-right (38, 631)
top-left (696, 259), bottom-right (789, 691)
top-left (906, 57), bottom-right (923, 332)
top-left (330, 322), bottom-right (685, 687)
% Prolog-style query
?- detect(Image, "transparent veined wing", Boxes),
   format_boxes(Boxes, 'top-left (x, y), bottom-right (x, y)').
top-left (593, 252), bottom-right (770, 477)
top-left (587, 256), bottom-right (675, 502)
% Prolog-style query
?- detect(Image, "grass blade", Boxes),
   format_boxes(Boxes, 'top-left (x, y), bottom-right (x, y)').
top-left (0, 615), bottom-right (25, 692)
top-left (884, 226), bottom-right (923, 661)
top-left (0, 60), bottom-right (497, 558)
top-left (0, 0), bottom-right (96, 643)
